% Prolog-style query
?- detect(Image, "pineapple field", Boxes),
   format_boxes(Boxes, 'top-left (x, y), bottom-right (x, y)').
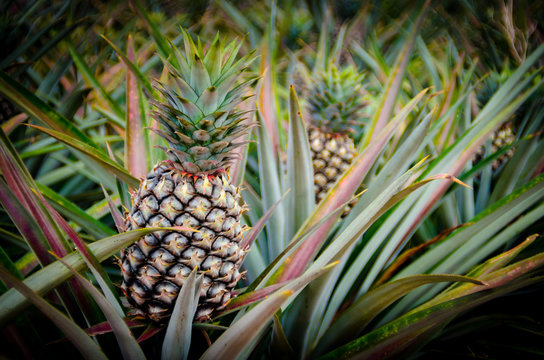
top-left (1, 0), bottom-right (544, 359)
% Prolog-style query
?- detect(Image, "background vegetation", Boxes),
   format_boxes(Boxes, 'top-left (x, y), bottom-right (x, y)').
top-left (1, 0), bottom-right (543, 359)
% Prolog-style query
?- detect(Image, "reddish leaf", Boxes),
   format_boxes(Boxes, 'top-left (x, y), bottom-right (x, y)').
top-left (125, 34), bottom-right (148, 179)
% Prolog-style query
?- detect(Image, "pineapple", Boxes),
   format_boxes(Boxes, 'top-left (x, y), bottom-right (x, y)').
top-left (306, 64), bottom-right (366, 209)
top-left (120, 31), bottom-right (256, 322)
top-left (473, 121), bottom-right (516, 170)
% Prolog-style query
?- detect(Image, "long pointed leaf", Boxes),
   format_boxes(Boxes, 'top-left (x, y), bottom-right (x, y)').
top-left (0, 227), bottom-right (191, 325)
top-left (201, 262), bottom-right (337, 360)
top-left (0, 267), bottom-right (108, 360)
top-left (68, 44), bottom-right (124, 118)
top-left (162, 268), bottom-right (202, 360)
top-left (124, 34), bottom-right (149, 179)
top-left (0, 71), bottom-right (94, 145)
top-left (239, 190), bottom-right (289, 250)
top-left (285, 86), bottom-right (314, 242)
top-left (256, 109), bottom-right (285, 260)
top-left (275, 89), bottom-right (428, 284)
top-left (314, 274), bottom-right (485, 356)
top-left (56, 257), bottom-right (146, 360)
top-left (28, 124), bottom-right (139, 189)
top-left (360, 1), bottom-right (428, 147)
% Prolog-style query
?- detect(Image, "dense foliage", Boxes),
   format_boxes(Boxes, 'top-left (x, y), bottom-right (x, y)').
top-left (1, 1), bottom-right (543, 359)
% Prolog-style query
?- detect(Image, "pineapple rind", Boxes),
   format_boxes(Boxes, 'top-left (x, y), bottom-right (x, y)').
top-left (309, 127), bottom-right (356, 205)
top-left (122, 163), bottom-right (246, 322)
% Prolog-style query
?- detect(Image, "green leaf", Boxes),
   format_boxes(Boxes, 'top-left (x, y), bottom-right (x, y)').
top-left (214, 0), bottom-right (260, 47)
top-left (0, 227), bottom-right (190, 325)
top-left (162, 268), bottom-right (202, 360)
top-left (285, 86), bottom-right (314, 243)
top-left (0, 130), bottom-right (71, 261)
top-left (28, 124), bottom-right (139, 189)
top-left (275, 89), bottom-right (428, 285)
top-left (271, 314), bottom-right (296, 359)
top-left (319, 275), bottom-right (543, 360)
top-left (0, 70), bottom-right (95, 145)
top-left (131, 0), bottom-right (172, 64)
top-left (0, 4), bottom-right (69, 68)
top-left (44, 199), bottom-right (125, 318)
top-left (239, 190), bottom-right (290, 251)
top-left (283, 166), bottom-right (452, 356)
top-left (360, 2), bottom-right (428, 148)
top-left (323, 113), bottom-right (433, 329)
top-left (201, 262), bottom-right (337, 360)
top-left (67, 44), bottom-right (124, 118)
top-left (386, 174), bottom-right (544, 317)
top-left (100, 34), bottom-right (154, 95)
top-left (38, 184), bottom-right (115, 239)
top-left (223, 282), bottom-right (286, 313)
top-left (0, 247), bottom-right (23, 293)
top-left (56, 257), bottom-right (146, 360)
top-left (0, 179), bottom-right (51, 265)
top-left (314, 274), bottom-right (485, 356)
top-left (101, 185), bottom-right (126, 233)
top-left (0, 267), bottom-right (108, 360)
top-left (256, 109), bottom-right (285, 260)
top-left (426, 241), bottom-right (544, 308)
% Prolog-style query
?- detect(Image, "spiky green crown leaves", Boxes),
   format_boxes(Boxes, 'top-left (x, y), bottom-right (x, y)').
top-left (151, 29), bottom-right (257, 175)
top-left (306, 63), bottom-right (367, 135)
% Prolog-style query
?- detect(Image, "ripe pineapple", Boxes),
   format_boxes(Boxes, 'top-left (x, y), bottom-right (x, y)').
top-left (120, 31), bottom-right (256, 322)
top-left (306, 64), bottom-right (366, 208)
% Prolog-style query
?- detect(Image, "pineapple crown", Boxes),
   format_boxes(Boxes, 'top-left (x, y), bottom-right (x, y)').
top-left (306, 63), bottom-right (367, 135)
top-left (151, 29), bottom-right (257, 175)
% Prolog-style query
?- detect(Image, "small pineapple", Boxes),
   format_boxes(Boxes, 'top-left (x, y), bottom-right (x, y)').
top-left (120, 31), bottom-right (256, 322)
top-left (306, 64), bottom-right (366, 208)
top-left (473, 121), bottom-right (516, 170)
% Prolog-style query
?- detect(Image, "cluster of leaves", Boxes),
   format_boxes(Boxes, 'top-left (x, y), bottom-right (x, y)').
top-left (0, 1), bottom-right (543, 359)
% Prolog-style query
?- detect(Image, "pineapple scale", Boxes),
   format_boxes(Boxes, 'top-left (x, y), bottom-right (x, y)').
top-left (121, 163), bottom-right (246, 322)
top-left (309, 127), bottom-right (356, 202)
top-left (309, 126), bottom-right (359, 216)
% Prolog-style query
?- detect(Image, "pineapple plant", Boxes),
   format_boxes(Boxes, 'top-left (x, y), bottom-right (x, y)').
top-left (306, 63), bottom-right (366, 207)
top-left (120, 31), bottom-right (257, 322)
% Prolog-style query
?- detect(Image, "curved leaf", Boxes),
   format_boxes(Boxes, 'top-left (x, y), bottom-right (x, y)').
top-left (162, 268), bottom-right (202, 360)
top-left (0, 71), bottom-right (94, 145)
top-left (0, 267), bottom-right (108, 360)
top-left (314, 274), bottom-right (485, 356)
top-left (256, 109), bottom-right (285, 260)
top-left (201, 262), bottom-right (337, 360)
top-left (124, 34), bottom-right (149, 179)
top-left (319, 271), bottom-right (543, 360)
top-left (285, 85), bottom-right (314, 242)
top-left (57, 258), bottom-right (146, 360)
top-left (0, 227), bottom-right (191, 325)
top-left (28, 124), bottom-right (139, 189)
top-left (100, 34), bottom-right (154, 94)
